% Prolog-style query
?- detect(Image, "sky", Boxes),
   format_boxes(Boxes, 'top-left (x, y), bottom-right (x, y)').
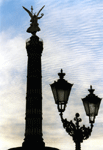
top-left (0, 0), bottom-right (103, 150)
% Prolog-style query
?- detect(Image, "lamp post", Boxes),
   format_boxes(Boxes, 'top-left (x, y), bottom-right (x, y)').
top-left (50, 69), bottom-right (102, 150)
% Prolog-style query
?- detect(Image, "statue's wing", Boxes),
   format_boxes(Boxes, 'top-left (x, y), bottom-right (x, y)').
top-left (22, 6), bottom-right (32, 18)
top-left (37, 5), bottom-right (45, 16)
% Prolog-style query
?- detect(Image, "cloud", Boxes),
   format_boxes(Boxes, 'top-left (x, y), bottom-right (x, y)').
top-left (0, 31), bottom-right (26, 149)
top-left (40, 2), bottom-right (103, 149)
top-left (1, 1), bottom-right (103, 150)
top-left (0, 0), bottom-right (3, 5)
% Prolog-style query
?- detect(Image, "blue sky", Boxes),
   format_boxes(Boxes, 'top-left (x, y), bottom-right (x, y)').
top-left (0, 0), bottom-right (103, 150)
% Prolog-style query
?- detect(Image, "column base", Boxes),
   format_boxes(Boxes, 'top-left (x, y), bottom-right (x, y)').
top-left (22, 136), bottom-right (45, 149)
top-left (8, 146), bottom-right (59, 150)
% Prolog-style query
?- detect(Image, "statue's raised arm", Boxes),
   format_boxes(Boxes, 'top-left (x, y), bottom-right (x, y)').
top-left (22, 6), bottom-right (33, 18)
top-left (37, 5), bottom-right (45, 17)
top-left (22, 5), bottom-right (45, 35)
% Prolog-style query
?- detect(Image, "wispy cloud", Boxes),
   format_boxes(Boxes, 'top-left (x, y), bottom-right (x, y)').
top-left (0, 0), bottom-right (103, 150)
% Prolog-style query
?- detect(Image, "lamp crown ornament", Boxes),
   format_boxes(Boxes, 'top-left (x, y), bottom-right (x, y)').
top-left (88, 85), bottom-right (95, 94)
top-left (58, 69), bottom-right (65, 79)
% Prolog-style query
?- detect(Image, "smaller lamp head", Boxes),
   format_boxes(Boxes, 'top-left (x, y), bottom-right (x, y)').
top-left (82, 85), bottom-right (102, 123)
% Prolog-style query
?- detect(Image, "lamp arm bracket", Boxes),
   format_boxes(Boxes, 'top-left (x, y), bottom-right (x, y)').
top-left (80, 123), bottom-right (94, 140)
top-left (59, 112), bottom-right (76, 137)
top-left (59, 112), bottom-right (94, 142)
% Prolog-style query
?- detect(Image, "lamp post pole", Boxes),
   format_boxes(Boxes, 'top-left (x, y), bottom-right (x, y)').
top-left (50, 69), bottom-right (102, 150)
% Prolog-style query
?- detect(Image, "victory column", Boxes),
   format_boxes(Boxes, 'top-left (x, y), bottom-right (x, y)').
top-left (8, 5), bottom-right (59, 150)
top-left (22, 5), bottom-right (45, 149)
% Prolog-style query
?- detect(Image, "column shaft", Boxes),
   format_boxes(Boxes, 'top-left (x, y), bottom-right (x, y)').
top-left (22, 35), bottom-right (45, 148)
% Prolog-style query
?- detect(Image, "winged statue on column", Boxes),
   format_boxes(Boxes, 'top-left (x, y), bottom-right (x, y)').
top-left (22, 5), bottom-right (45, 35)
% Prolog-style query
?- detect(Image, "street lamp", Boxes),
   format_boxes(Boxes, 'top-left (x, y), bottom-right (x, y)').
top-left (50, 69), bottom-right (73, 112)
top-left (50, 69), bottom-right (102, 150)
top-left (82, 85), bottom-right (102, 124)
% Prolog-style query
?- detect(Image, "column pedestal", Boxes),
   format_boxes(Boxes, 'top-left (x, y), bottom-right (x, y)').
top-left (8, 147), bottom-right (59, 150)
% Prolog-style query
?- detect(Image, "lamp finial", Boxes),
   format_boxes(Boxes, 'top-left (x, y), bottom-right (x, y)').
top-left (58, 69), bottom-right (65, 79)
top-left (88, 85), bottom-right (95, 94)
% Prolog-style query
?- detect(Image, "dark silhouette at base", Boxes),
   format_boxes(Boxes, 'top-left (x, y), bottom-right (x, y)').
top-left (8, 147), bottom-right (59, 150)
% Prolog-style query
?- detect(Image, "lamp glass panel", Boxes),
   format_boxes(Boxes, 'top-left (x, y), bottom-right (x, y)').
top-left (64, 89), bottom-right (71, 103)
top-left (51, 84), bottom-right (58, 104)
top-left (89, 115), bottom-right (95, 123)
top-left (89, 103), bottom-right (96, 116)
top-left (82, 99), bottom-right (89, 116)
top-left (57, 89), bottom-right (65, 102)
top-left (58, 103), bottom-right (66, 112)
top-left (95, 101), bottom-right (101, 115)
